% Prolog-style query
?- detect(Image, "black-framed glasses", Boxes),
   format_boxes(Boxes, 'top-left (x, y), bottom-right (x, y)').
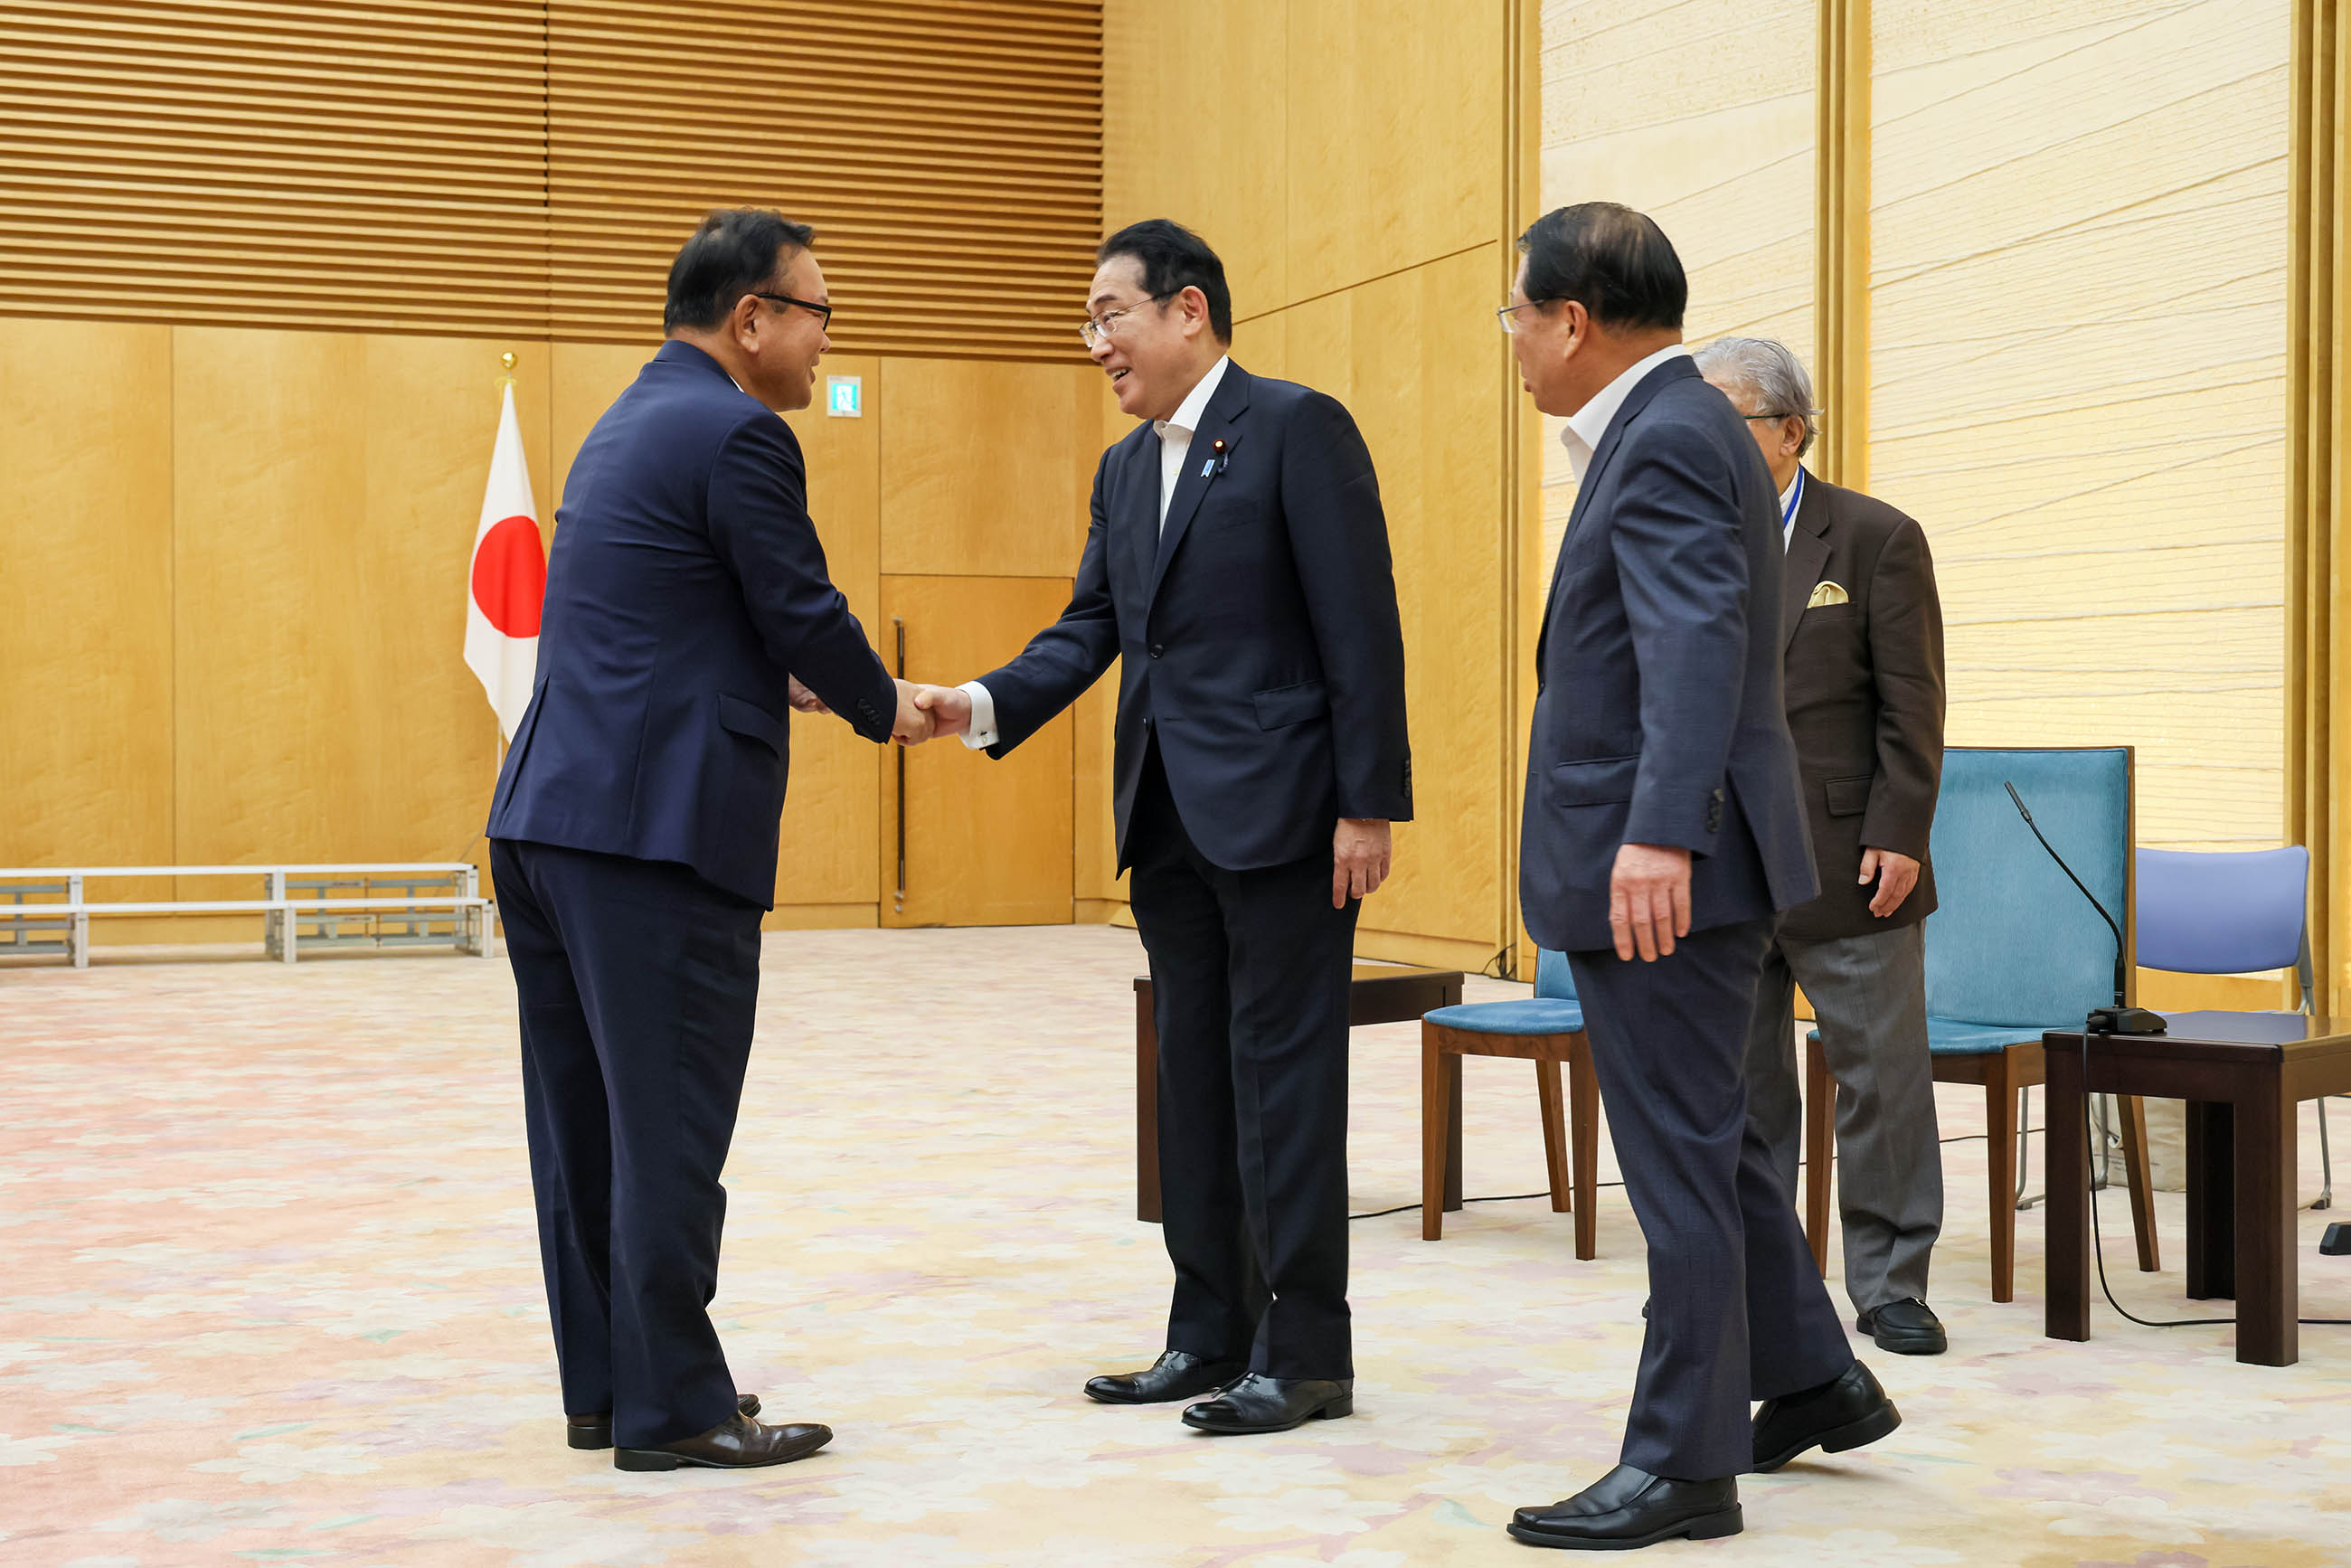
top-left (751, 290), bottom-right (832, 330)
top-left (1080, 290), bottom-right (1176, 348)
top-left (1743, 411), bottom-right (1819, 423)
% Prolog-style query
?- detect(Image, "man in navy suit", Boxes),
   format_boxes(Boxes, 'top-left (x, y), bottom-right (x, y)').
top-left (911, 220), bottom-right (1412, 1436)
top-left (486, 209), bottom-right (929, 1471)
top-left (1499, 204), bottom-right (1901, 1550)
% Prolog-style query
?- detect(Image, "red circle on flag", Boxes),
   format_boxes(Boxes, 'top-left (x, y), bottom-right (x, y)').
top-left (472, 515), bottom-right (546, 637)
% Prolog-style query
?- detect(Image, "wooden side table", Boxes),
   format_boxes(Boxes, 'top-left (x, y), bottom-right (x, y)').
top-left (2044, 1011), bottom-right (2351, 1365)
top-left (1133, 965), bottom-right (1465, 1223)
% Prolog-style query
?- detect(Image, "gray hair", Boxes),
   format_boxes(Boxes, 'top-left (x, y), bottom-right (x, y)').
top-left (1693, 335), bottom-right (1820, 459)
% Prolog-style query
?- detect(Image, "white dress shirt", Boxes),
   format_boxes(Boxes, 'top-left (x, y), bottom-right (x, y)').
top-left (1780, 466), bottom-right (1806, 549)
top-left (1556, 342), bottom-right (1693, 481)
top-left (956, 356), bottom-right (1233, 750)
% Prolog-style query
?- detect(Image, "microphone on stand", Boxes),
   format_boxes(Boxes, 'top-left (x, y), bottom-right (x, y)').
top-left (2002, 780), bottom-right (2166, 1035)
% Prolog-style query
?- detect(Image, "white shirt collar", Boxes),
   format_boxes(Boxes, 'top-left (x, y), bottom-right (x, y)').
top-left (1557, 343), bottom-right (1692, 479)
top-left (1779, 466), bottom-right (1807, 547)
top-left (1155, 354), bottom-right (1232, 441)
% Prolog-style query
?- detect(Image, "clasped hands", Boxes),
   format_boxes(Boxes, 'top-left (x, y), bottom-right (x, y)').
top-left (785, 675), bottom-right (970, 746)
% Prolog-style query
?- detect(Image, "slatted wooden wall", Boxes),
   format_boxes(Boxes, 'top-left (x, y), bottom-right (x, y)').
top-left (0, 0), bottom-right (1101, 359)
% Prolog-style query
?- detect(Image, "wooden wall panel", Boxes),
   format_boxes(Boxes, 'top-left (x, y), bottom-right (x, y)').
top-left (1100, 0), bottom-right (1289, 316)
top-left (1285, 0), bottom-right (1504, 303)
top-left (1276, 247), bottom-right (1510, 960)
top-left (877, 358), bottom-right (1102, 578)
top-left (0, 318), bottom-right (175, 910)
top-left (1870, 0), bottom-right (2290, 850)
top-left (550, 342), bottom-right (652, 522)
top-left (172, 328), bottom-right (551, 891)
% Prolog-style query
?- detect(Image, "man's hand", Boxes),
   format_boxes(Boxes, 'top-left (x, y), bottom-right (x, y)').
top-left (786, 676), bottom-right (829, 715)
top-left (892, 679), bottom-right (935, 745)
top-left (1610, 842), bottom-right (1693, 961)
top-left (911, 685), bottom-right (973, 740)
top-left (1333, 818), bottom-right (1392, 909)
top-left (1860, 846), bottom-right (1921, 919)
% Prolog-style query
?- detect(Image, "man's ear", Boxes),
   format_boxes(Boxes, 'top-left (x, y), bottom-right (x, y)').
top-left (732, 293), bottom-right (763, 351)
top-left (1179, 286), bottom-right (1211, 339)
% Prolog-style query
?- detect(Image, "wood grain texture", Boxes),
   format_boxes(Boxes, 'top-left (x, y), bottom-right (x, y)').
top-left (0, 318), bottom-right (175, 915)
top-left (1276, 246), bottom-right (1510, 954)
top-left (876, 358), bottom-right (1101, 578)
top-left (1536, 0), bottom-right (1818, 564)
top-left (880, 573), bottom-right (1075, 928)
top-left (1, 1), bottom-right (1101, 359)
top-left (1870, 0), bottom-right (2289, 851)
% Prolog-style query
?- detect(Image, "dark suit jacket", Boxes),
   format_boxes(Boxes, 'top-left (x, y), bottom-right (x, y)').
top-left (1775, 473), bottom-right (1945, 942)
top-left (487, 340), bottom-right (899, 908)
top-left (977, 361), bottom-right (1412, 871)
top-left (1520, 356), bottom-right (1818, 953)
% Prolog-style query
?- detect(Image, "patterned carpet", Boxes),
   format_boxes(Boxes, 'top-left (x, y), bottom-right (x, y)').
top-left (4, 924), bottom-right (2348, 1566)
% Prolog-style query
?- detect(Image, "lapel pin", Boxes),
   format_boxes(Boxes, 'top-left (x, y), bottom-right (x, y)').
top-left (1211, 438), bottom-right (1229, 476)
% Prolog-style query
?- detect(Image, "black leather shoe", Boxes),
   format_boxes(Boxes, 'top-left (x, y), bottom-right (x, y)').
top-left (1752, 1360), bottom-right (1901, 1473)
top-left (1855, 1298), bottom-right (1947, 1355)
top-left (1180, 1372), bottom-right (1352, 1434)
top-left (567, 1393), bottom-right (759, 1451)
top-left (612, 1412), bottom-right (831, 1471)
top-left (1507, 1465), bottom-right (1741, 1549)
top-left (1084, 1351), bottom-right (1245, 1405)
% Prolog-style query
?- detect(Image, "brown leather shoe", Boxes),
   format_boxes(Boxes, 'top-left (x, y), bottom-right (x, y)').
top-left (567, 1393), bottom-right (760, 1451)
top-left (614, 1411), bottom-right (831, 1471)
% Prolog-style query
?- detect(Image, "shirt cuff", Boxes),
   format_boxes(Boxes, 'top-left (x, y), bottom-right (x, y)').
top-left (958, 680), bottom-right (998, 750)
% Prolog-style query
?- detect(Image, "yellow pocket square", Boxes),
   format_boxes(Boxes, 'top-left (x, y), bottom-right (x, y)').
top-left (1807, 581), bottom-right (1850, 609)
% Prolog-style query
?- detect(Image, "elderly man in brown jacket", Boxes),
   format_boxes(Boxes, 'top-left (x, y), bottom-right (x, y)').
top-left (1696, 336), bottom-right (1951, 1356)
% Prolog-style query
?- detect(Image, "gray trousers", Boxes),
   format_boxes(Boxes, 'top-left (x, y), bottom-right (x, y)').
top-left (1744, 919), bottom-right (1942, 1314)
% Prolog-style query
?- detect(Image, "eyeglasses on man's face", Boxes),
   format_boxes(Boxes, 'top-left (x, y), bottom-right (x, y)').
top-left (751, 290), bottom-right (832, 330)
top-left (1080, 290), bottom-right (1176, 348)
top-left (1497, 298), bottom-right (1554, 335)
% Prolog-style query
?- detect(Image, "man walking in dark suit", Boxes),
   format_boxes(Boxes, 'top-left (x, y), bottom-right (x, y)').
top-left (911, 220), bottom-right (1412, 1436)
top-left (1500, 204), bottom-right (1900, 1550)
top-left (487, 209), bottom-right (930, 1470)
top-left (1697, 336), bottom-right (1950, 1356)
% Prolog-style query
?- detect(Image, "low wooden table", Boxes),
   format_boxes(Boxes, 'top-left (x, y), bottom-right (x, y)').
top-left (2044, 1011), bottom-right (2351, 1365)
top-left (1134, 965), bottom-right (1465, 1223)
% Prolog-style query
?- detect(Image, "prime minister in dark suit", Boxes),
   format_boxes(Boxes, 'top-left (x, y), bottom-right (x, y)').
top-left (487, 210), bottom-right (929, 1471)
top-left (1499, 204), bottom-right (1900, 1552)
top-left (913, 220), bottom-right (1412, 1436)
top-left (1697, 336), bottom-right (1950, 1357)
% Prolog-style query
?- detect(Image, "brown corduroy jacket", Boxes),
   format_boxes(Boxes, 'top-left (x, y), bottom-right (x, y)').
top-left (1775, 472), bottom-right (1947, 944)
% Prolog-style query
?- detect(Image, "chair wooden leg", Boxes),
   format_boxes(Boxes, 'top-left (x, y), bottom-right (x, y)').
top-left (1421, 1025), bottom-right (1452, 1241)
top-left (1570, 1041), bottom-right (1599, 1260)
top-left (2118, 1093), bottom-right (2161, 1272)
top-left (1986, 1051), bottom-right (2017, 1304)
top-left (1536, 1057), bottom-right (1572, 1213)
top-left (1804, 1032), bottom-right (1833, 1277)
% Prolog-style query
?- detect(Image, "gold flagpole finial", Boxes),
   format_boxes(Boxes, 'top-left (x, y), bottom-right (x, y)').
top-left (496, 351), bottom-right (517, 392)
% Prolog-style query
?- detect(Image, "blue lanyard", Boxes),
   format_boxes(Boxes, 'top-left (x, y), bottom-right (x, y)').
top-left (1782, 468), bottom-right (1805, 529)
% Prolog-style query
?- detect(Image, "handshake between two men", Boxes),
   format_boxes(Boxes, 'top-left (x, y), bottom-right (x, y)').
top-left (785, 674), bottom-right (964, 742)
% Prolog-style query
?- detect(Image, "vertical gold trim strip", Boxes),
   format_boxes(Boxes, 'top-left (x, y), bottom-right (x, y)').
top-left (1503, 0), bottom-right (1541, 980)
top-left (1815, 0), bottom-right (1871, 489)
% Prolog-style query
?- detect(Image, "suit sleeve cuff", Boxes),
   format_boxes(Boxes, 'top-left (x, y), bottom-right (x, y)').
top-left (958, 681), bottom-right (999, 751)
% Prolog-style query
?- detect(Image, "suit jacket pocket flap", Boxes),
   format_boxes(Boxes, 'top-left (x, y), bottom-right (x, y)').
top-left (718, 694), bottom-right (786, 754)
top-left (1549, 753), bottom-right (1640, 806)
top-left (1824, 773), bottom-right (1872, 817)
top-left (1252, 681), bottom-right (1329, 730)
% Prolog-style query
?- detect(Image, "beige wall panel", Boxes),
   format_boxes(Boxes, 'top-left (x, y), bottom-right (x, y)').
top-left (172, 329), bottom-right (554, 914)
top-left (1537, 0), bottom-right (1816, 562)
top-left (1871, 0), bottom-right (2289, 850)
top-left (881, 574), bottom-right (1075, 928)
top-left (877, 359), bottom-right (1102, 579)
top-left (0, 319), bottom-right (175, 910)
top-left (775, 358), bottom-right (884, 908)
top-left (1103, 0), bottom-right (1290, 316)
top-left (1286, 0), bottom-right (1505, 304)
top-left (1277, 246), bottom-right (1508, 952)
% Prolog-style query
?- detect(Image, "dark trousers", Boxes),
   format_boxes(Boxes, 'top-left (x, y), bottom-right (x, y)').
top-left (1571, 918), bottom-right (1853, 1480)
top-left (1125, 745), bottom-right (1360, 1379)
top-left (490, 836), bottom-right (764, 1449)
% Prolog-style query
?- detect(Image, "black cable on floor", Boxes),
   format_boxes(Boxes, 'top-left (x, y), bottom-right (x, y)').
top-left (1349, 1184), bottom-right (1623, 1222)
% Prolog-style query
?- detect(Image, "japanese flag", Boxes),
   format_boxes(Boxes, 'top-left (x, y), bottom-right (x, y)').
top-left (464, 383), bottom-right (545, 740)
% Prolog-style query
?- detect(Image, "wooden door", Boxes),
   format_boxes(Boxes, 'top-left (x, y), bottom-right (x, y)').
top-left (880, 574), bottom-right (1075, 927)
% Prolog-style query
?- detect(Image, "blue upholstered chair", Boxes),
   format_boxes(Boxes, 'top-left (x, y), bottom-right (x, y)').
top-left (1799, 747), bottom-right (2158, 1302)
top-left (1419, 949), bottom-right (1597, 1255)
top-left (2136, 845), bottom-right (2331, 1208)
